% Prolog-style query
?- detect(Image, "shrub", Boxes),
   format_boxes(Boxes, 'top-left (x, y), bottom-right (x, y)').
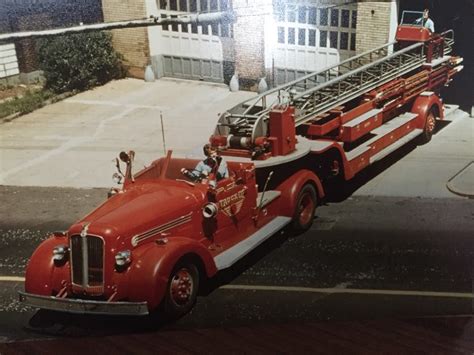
top-left (38, 31), bottom-right (125, 94)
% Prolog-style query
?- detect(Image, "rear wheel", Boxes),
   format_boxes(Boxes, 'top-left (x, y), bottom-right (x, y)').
top-left (163, 261), bottom-right (199, 319)
top-left (419, 109), bottom-right (437, 144)
top-left (291, 183), bottom-right (317, 233)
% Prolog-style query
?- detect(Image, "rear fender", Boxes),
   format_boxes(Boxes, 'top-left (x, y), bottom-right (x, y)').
top-left (274, 169), bottom-right (324, 217)
top-left (127, 237), bottom-right (216, 310)
top-left (412, 93), bottom-right (444, 129)
top-left (25, 236), bottom-right (70, 296)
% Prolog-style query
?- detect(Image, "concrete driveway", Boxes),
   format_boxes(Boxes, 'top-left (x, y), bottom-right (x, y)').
top-left (0, 77), bottom-right (472, 198)
top-left (0, 78), bottom-right (255, 188)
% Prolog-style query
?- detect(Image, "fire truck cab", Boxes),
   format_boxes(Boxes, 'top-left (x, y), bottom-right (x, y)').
top-left (20, 149), bottom-right (322, 318)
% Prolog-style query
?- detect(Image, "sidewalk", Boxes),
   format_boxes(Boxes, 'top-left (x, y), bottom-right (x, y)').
top-left (353, 108), bottom-right (473, 199)
top-left (0, 77), bottom-right (472, 199)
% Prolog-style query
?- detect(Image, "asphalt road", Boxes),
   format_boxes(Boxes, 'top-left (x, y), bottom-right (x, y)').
top-left (0, 184), bottom-right (473, 343)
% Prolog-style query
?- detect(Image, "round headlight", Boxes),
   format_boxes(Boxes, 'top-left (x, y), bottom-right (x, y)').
top-left (53, 245), bottom-right (69, 262)
top-left (115, 250), bottom-right (132, 267)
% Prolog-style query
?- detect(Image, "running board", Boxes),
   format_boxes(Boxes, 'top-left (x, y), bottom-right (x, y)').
top-left (214, 216), bottom-right (292, 270)
top-left (346, 112), bottom-right (419, 161)
top-left (370, 129), bottom-right (422, 163)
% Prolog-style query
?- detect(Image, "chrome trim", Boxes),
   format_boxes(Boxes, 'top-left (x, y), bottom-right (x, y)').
top-left (19, 291), bottom-right (148, 316)
top-left (81, 233), bottom-right (88, 287)
top-left (70, 234), bottom-right (105, 290)
top-left (131, 212), bottom-right (193, 247)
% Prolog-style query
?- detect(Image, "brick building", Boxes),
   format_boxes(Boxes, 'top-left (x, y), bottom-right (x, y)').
top-left (101, 0), bottom-right (399, 89)
top-left (1, 0), bottom-right (400, 89)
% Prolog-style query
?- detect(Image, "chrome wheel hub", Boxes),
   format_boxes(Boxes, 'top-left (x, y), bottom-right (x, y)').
top-left (170, 268), bottom-right (193, 306)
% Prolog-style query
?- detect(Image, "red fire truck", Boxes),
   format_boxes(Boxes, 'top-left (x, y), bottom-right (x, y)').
top-left (20, 11), bottom-right (463, 318)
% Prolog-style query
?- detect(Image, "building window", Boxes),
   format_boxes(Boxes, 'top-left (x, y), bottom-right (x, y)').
top-left (298, 6), bottom-right (306, 23)
top-left (330, 9), bottom-right (339, 27)
top-left (308, 7), bottom-right (317, 25)
top-left (161, 13), bottom-right (168, 31)
top-left (273, 4), bottom-right (356, 53)
top-left (287, 6), bottom-right (296, 22)
top-left (171, 15), bottom-right (178, 32)
top-left (288, 27), bottom-right (295, 44)
top-left (170, 0), bottom-right (177, 11)
top-left (276, 3), bottom-right (285, 21)
top-left (341, 9), bottom-right (350, 28)
top-left (340, 32), bottom-right (348, 50)
top-left (320, 30), bottom-right (327, 47)
top-left (352, 10), bottom-right (357, 29)
top-left (211, 23), bottom-right (219, 35)
top-left (160, 0), bottom-right (232, 37)
top-left (319, 8), bottom-right (328, 26)
top-left (308, 29), bottom-right (316, 46)
top-left (350, 33), bottom-right (356, 51)
top-left (298, 28), bottom-right (306, 45)
top-left (330, 31), bottom-right (338, 48)
top-left (221, 23), bottom-right (229, 37)
top-left (278, 26), bottom-right (285, 43)
top-left (219, 0), bottom-right (228, 10)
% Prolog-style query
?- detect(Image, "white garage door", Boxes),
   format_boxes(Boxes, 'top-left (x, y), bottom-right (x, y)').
top-left (149, 0), bottom-right (233, 83)
top-left (272, 1), bottom-right (357, 85)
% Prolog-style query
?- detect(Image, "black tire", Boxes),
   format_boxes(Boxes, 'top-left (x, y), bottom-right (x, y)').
top-left (418, 109), bottom-right (437, 144)
top-left (291, 183), bottom-right (317, 233)
top-left (162, 261), bottom-right (199, 320)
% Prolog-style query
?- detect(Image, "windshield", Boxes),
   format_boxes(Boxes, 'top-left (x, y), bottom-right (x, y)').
top-left (400, 11), bottom-right (424, 27)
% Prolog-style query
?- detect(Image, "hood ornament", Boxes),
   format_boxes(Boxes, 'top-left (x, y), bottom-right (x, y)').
top-left (80, 223), bottom-right (90, 237)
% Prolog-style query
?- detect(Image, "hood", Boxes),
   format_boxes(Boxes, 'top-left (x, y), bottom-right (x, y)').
top-left (69, 180), bottom-right (205, 247)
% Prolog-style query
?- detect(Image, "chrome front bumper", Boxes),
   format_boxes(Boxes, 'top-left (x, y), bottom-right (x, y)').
top-left (19, 291), bottom-right (149, 316)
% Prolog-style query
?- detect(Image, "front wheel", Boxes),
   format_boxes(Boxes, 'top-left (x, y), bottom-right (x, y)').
top-left (163, 261), bottom-right (199, 320)
top-left (291, 183), bottom-right (317, 234)
top-left (418, 109), bottom-right (437, 144)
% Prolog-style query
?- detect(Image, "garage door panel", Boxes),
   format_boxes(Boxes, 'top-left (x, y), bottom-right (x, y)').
top-left (211, 61), bottom-right (221, 79)
top-left (182, 58), bottom-right (192, 76)
top-left (163, 56), bottom-right (173, 76)
top-left (201, 61), bottom-right (211, 77)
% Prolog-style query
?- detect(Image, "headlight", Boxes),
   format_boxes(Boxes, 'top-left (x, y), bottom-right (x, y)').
top-left (53, 245), bottom-right (69, 262)
top-left (115, 250), bottom-right (132, 267)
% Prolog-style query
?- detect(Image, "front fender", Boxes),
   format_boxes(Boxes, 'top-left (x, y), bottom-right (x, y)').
top-left (412, 93), bottom-right (443, 129)
top-left (25, 236), bottom-right (70, 296)
top-left (275, 169), bottom-right (324, 217)
top-left (125, 237), bottom-right (216, 311)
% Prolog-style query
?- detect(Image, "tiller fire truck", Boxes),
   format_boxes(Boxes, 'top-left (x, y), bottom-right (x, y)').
top-left (19, 11), bottom-right (463, 318)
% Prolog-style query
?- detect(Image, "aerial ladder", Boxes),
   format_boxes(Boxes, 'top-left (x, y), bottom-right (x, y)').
top-left (211, 11), bottom-right (463, 181)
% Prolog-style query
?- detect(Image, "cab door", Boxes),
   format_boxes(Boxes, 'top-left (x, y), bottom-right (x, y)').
top-left (207, 165), bottom-right (257, 246)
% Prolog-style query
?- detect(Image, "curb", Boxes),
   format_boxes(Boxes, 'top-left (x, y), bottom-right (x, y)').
top-left (0, 91), bottom-right (75, 124)
top-left (1, 112), bottom-right (21, 123)
top-left (446, 161), bottom-right (474, 199)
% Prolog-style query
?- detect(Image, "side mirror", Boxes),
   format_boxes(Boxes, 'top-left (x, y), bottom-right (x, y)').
top-left (119, 151), bottom-right (131, 163)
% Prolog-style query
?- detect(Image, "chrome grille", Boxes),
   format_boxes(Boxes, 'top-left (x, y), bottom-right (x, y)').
top-left (70, 235), bottom-right (104, 289)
